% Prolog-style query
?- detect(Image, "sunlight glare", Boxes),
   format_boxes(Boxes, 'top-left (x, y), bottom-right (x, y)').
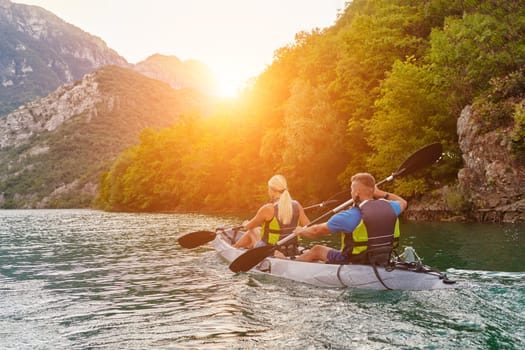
top-left (213, 69), bottom-right (246, 98)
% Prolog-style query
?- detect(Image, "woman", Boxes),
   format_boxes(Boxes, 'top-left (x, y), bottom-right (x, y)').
top-left (233, 174), bottom-right (310, 257)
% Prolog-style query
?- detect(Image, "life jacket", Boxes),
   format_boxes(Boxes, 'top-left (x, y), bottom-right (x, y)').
top-left (260, 200), bottom-right (300, 256)
top-left (340, 199), bottom-right (400, 262)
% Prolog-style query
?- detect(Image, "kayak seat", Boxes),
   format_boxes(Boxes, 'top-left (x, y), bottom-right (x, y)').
top-left (364, 246), bottom-right (393, 266)
top-left (337, 246), bottom-right (394, 266)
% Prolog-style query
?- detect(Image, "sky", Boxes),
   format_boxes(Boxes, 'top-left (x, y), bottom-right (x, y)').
top-left (14, 0), bottom-right (346, 97)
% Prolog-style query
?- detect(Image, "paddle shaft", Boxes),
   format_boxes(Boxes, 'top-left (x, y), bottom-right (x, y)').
top-left (303, 199), bottom-right (340, 210)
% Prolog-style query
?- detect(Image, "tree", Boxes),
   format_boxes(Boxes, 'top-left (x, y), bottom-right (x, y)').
top-left (367, 58), bottom-right (458, 196)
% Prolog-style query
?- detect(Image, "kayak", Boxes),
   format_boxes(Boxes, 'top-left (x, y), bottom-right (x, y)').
top-left (212, 228), bottom-right (457, 291)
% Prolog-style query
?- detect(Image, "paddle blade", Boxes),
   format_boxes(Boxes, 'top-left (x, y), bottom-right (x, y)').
top-left (229, 245), bottom-right (276, 273)
top-left (394, 142), bottom-right (442, 177)
top-left (178, 230), bottom-right (216, 248)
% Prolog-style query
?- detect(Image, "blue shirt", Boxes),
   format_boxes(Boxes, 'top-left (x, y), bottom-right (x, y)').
top-left (327, 200), bottom-right (401, 233)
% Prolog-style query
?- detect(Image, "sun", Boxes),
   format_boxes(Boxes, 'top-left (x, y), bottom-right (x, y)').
top-left (214, 71), bottom-right (244, 99)
top-left (210, 62), bottom-right (258, 99)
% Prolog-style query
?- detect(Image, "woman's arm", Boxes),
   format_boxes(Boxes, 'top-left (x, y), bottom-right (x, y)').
top-left (243, 204), bottom-right (274, 230)
top-left (297, 203), bottom-right (310, 226)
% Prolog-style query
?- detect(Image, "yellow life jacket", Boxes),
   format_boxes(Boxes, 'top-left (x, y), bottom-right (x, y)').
top-left (260, 201), bottom-right (300, 255)
top-left (340, 199), bottom-right (400, 257)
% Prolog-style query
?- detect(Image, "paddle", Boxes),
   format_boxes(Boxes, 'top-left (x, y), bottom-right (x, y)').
top-left (228, 142), bottom-right (443, 273)
top-left (179, 199), bottom-right (342, 249)
top-left (178, 226), bottom-right (244, 249)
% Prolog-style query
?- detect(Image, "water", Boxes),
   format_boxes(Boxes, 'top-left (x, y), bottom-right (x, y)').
top-left (0, 209), bottom-right (523, 349)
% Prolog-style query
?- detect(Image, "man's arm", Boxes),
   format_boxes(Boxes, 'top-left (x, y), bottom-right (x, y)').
top-left (374, 187), bottom-right (407, 213)
top-left (294, 222), bottom-right (331, 238)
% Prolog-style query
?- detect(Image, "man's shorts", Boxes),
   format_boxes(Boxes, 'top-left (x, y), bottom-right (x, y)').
top-left (327, 249), bottom-right (349, 263)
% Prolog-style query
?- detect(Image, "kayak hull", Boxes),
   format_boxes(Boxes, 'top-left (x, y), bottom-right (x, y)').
top-left (212, 229), bottom-right (456, 291)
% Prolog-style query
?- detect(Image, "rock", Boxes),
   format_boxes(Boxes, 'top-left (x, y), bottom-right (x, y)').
top-left (0, 72), bottom-right (103, 149)
top-left (0, 0), bottom-right (128, 115)
top-left (457, 104), bottom-right (525, 222)
top-left (408, 102), bottom-right (525, 223)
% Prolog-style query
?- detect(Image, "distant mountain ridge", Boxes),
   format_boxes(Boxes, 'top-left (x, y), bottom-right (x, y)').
top-left (135, 54), bottom-right (219, 96)
top-left (0, 0), bottom-right (128, 115)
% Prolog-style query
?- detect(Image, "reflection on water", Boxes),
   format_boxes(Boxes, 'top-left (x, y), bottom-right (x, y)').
top-left (0, 210), bottom-right (523, 349)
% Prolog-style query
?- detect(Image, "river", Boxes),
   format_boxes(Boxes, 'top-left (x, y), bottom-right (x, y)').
top-left (0, 209), bottom-right (523, 349)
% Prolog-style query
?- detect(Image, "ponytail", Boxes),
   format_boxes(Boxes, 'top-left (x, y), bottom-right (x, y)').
top-left (268, 174), bottom-right (293, 224)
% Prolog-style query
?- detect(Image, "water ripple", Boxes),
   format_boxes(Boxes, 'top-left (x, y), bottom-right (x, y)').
top-left (0, 210), bottom-right (524, 349)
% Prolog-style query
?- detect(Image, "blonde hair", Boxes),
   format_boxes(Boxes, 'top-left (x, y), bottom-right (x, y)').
top-left (268, 174), bottom-right (293, 224)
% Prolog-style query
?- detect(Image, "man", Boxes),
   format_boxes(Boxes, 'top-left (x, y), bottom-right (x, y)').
top-left (294, 172), bottom-right (407, 263)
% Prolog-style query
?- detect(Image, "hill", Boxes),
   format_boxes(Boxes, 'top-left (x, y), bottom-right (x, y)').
top-left (0, 65), bottom-right (211, 208)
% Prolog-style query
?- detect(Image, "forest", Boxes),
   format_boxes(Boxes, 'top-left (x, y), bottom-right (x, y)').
top-left (96, 0), bottom-right (525, 213)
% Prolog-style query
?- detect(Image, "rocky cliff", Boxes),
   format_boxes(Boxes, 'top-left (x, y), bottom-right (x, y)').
top-left (407, 104), bottom-right (525, 223)
top-left (0, 0), bottom-right (128, 115)
top-left (456, 105), bottom-right (525, 222)
top-left (0, 72), bottom-right (102, 148)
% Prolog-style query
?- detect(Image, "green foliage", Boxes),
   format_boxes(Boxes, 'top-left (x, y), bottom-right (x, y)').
top-left (90, 0), bottom-right (525, 212)
top-left (366, 57), bottom-right (460, 194)
top-left (511, 103), bottom-right (525, 157)
top-left (331, 0), bottom-right (431, 179)
top-left (281, 80), bottom-right (349, 201)
top-left (392, 178), bottom-right (429, 199)
top-left (363, 0), bottom-right (525, 196)
top-left (96, 109), bottom-right (270, 212)
top-left (471, 69), bottom-right (525, 159)
top-left (472, 81), bottom-right (521, 131)
top-left (96, 118), bottom-right (200, 211)
top-left (444, 185), bottom-right (471, 212)
top-left (4, 0), bottom-right (525, 211)
top-left (428, 3), bottom-right (525, 115)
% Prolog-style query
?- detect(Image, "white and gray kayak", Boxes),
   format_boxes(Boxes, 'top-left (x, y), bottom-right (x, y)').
top-left (212, 228), bottom-right (456, 291)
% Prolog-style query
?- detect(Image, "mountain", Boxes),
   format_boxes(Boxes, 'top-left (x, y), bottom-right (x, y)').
top-left (0, 65), bottom-right (211, 208)
top-left (0, 0), bottom-right (129, 115)
top-left (0, 1), bottom-right (221, 116)
top-left (0, 0), bottom-right (220, 209)
top-left (135, 54), bottom-right (218, 96)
